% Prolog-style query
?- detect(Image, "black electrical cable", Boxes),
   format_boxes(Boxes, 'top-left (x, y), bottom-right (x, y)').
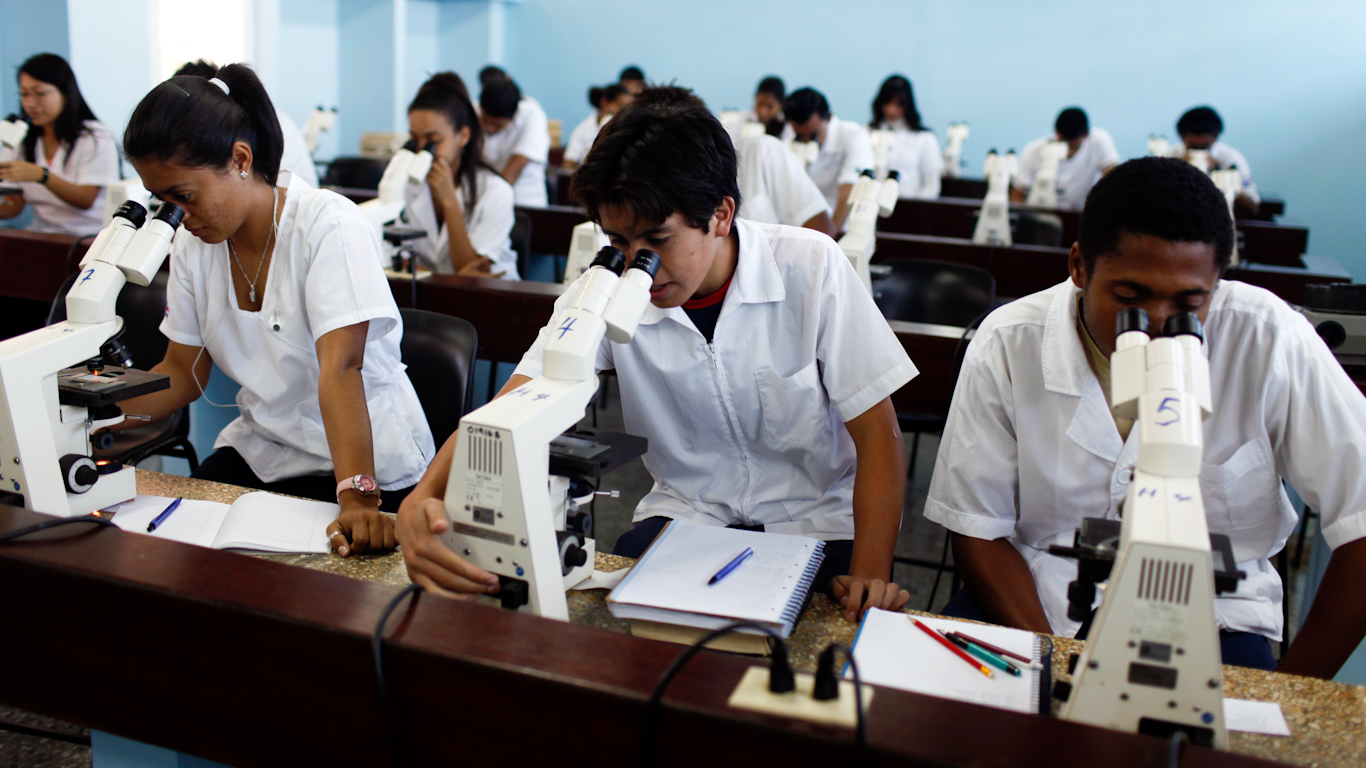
top-left (639, 621), bottom-right (789, 768)
top-left (371, 583), bottom-right (423, 768)
top-left (822, 643), bottom-right (868, 768)
top-left (0, 514), bottom-right (116, 544)
top-left (1167, 729), bottom-right (1188, 768)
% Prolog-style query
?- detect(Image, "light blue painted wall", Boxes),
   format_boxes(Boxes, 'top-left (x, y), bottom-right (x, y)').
top-left (66, 0), bottom-right (157, 147)
top-left (337, 0), bottom-right (399, 155)
top-left (278, 0), bottom-right (343, 161)
top-left (0, 0), bottom-right (70, 117)
top-left (503, 0), bottom-right (1366, 277)
top-left (437, 1), bottom-right (494, 95)
top-left (405, 0), bottom-right (440, 105)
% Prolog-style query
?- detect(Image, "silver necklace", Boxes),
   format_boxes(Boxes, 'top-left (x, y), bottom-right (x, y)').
top-left (228, 186), bottom-right (279, 304)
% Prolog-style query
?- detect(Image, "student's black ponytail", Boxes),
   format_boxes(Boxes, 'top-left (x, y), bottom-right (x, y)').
top-left (409, 71), bottom-right (494, 216)
top-left (123, 62), bottom-right (284, 186)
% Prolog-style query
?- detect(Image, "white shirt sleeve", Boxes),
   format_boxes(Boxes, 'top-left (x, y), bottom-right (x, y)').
top-left (1091, 129), bottom-right (1121, 171)
top-left (1013, 138), bottom-right (1044, 191)
top-left (512, 276), bottom-right (614, 380)
top-left (158, 242), bottom-right (205, 348)
top-left (303, 202), bottom-right (402, 342)
top-left (66, 122), bottom-right (120, 185)
top-left (923, 330), bottom-right (1024, 541)
top-left (563, 114), bottom-right (598, 164)
top-left (918, 131), bottom-right (943, 198)
top-left (767, 137), bottom-right (830, 226)
top-left (511, 99), bottom-right (551, 163)
top-left (1216, 144), bottom-right (1259, 204)
top-left (465, 172), bottom-right (516, 265)
top-left (838, 123), bottom-right (875, 188)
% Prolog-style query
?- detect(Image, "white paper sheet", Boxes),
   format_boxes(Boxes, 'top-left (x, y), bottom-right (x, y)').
top-left (570, 567), bottom-right (631, 591)
top-left (1224, 699), bottom-right (1291, 736)
top-left (109, 495), bottom-right (230, 548)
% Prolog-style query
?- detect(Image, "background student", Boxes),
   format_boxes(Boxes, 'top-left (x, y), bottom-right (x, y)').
top-left (403, 72), bottom-right (518, 278)
top-left (751, 76), bottom-right (786, 136)
top-left (115, 64), bottom-right (434, 557)
top-left (618, 65), bottom-right (646, 95)
top-left (563, 84), bottom-right (633, 170)
top-left (1011, 106), bottom-right (1120, 210)
top-left (1175, 105), bottom-right (1259, 217)
top-left (870, 74), bottom-right (942, 199)
top-left (396, 87), bottom-right (916, 621)
top-left (479, 74), bottom-right (550, 208)
top-left (0, 53), bottom-right (119, 234)
top-left (783, 87), bottom-right (875, 231)
top-left (174, 59), bottom-right (318, 188)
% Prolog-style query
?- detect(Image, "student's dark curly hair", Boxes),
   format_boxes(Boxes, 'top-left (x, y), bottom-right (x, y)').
top-left (1078, 157), bottom-right (1235, 274)
top-left (784, 87), bottom-right (830, 124)
top-left (1177, 106), bottom-right (1223, 137)
top-left (569, 85), bottom-right (740, 234)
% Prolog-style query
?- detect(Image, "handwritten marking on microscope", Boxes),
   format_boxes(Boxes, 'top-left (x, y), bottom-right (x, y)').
top-left (1139, 488), bottom-right (1157, 498)
top-left (1155, 397), bottom-right (1181, 427)
top-left (556, 317), bottom-right (577, 339)
top-left (1175, 494), bottom-right (1192, 503)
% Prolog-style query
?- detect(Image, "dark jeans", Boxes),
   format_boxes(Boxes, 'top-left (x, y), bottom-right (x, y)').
top-left (612, 515), bottom-right (855, 591)
top-left (940, 587), bottom-right (1278, 671)
top-left (193, 447), bottom-right (413, 513)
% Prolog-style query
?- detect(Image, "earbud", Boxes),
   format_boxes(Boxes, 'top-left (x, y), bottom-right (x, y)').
top-left (270, 308), bottom-right (282, 333)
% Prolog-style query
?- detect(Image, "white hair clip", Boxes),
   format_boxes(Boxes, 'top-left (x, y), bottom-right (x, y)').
top-left (209, 77), bottom-right (230, 95)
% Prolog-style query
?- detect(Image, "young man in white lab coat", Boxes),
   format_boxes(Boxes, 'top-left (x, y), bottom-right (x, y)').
top-left (1011, 107), bottom-right (1120, 211)
top-left (1176, 105), bottom-right (1259, 218)
top-left (398, 89), bottom-right (919, 621)
top-left (782, 87), bottom-right (875, 231)
top-left (926, 157), bottom-right (1366, 677)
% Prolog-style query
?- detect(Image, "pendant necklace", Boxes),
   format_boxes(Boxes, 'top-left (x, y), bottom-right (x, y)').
top-left (228, 186), bottom-right (279, 304)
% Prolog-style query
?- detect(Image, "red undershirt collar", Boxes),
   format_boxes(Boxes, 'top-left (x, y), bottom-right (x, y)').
top-left (682, 274), bottom-right (733, 310)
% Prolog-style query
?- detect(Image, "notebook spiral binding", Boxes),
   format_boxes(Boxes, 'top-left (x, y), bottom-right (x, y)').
top-left (779, 542), bottom-right (828, 631)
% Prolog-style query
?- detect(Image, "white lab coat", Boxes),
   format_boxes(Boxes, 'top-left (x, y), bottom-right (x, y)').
top-left (735, 134), bottom-right (830, 227)
top-left (515, 219), bottom-right (918, 538)
top-left (0, 119), bottom-right (119, 234)
top-left (876, 120), bottom-right (943, 199)
top-left (276, 110), bottom-right (318, 188)
top-left (160, 171), bottom-right (435, 489)
top-left (782, 116), bottom-right (876, 210)
top-left (563, 112), bottom-right (604, 165)
top-left (925, 280), bottom-right (1366, 640)
top-left (481, 96), bottom-right (550, 207)
top-left (400, 166), bottom-right (519, 279)
top-left (1014, 128), bottom-right (1121, 211)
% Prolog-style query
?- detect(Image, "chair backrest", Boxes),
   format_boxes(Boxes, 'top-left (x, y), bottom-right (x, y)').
top-left (511, 210), bottom-right (532, 280)
top-left (320, 157), bottom-right (388, 190)
top-left (1014, 211), bottom-right (1064, 248)
top-left (871, 258), bottom-right (996, 328)
top-left (399, 308), bottom-right (479, 448)
top-left (48, 270), bottom-right (172, 369)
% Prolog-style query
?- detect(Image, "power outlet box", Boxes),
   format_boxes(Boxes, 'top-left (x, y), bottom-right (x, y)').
top-left (727, 666), bottom-right (871, 728)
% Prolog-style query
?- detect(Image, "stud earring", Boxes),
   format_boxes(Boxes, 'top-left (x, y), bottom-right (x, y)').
top-left (240, 170), bottom-right (248, 179)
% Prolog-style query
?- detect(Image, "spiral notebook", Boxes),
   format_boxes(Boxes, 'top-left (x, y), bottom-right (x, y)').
top-left (607, 521), bottom-right (826, 639)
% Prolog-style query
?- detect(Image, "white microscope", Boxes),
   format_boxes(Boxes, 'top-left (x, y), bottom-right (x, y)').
top-left (1024, 141), bottom-right (1068, 209)
top-left (302, 106), bottom-right (337, 156)
top-left (972, 149), bottom-right (1016, 246)
top-left (562, 220), bottom-right (611, 285)
top-left (441, 246), bottom-right (659, 620)
top-left (784, 137), bottom-right (820, 169)
top-left (1052, 308), bottom-right (1245, 750)
top-left (0, 201), bottom-right (184, 517)
top-left (1, 114), bottom-right (30, 196)
top-left (357, 139), bottom-right (434, 233)
top-left (942, 122), bottom-right (969, 178)
top-left (838, 169), bottom-right (900, 294)
top-left (869, 127), bottom-right (895, 181)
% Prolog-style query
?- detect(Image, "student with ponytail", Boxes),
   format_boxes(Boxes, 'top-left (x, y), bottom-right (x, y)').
top-left (115, 63), bottom-right (435, 557)
top-left (402, 72), bottom-right (518, 278)
top-left (0, 53), bottom-right (119, 234)
top-left (562, 84), bottom-right (632, 170)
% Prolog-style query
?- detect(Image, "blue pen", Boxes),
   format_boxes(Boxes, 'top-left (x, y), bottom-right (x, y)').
top-left (147, 498), bottom-right (182, 532)
top-left (708, 547), bottom-right (755, 585)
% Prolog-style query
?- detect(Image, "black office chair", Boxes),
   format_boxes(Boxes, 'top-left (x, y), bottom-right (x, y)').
top-left (320, 157), bottom-right (388, 190)
top-left (399, 308), bottom-right (479, 448)
top-left (511, 210), bottom-right (532, 281)
top-left (1014, 211), bottom-right (1064, 248)
top-left (871, 258), bottom-right (995, 609)
top-left (48, 271), bottom-right (200, 471)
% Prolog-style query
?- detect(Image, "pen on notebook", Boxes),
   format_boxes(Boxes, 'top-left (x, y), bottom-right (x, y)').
top-left (947, 635), bottom-right (1021, 677)
top-left (948, 631), bottom-right (1034, 665)
top-left (147, 498), bottom-right (182, 533)
top-left (708, 547), bottom-right (755, 585)
top-left (911, 617), bottom-right (994, 678)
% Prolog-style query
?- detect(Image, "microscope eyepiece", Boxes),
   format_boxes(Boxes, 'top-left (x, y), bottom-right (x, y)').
top-left (1116, 308), bottom-right (1149, 337)
top-left (114, 200), bottom-right (148, 228)
top-left (628, 249), bottom-right (662, 279)
top-left (401, 138), bottom-right (420, 153)
top-left (859, 168), bottom-right (876, 178)
top-left (886, 170), bottom-right (901, 181)
top-left (154, 203), bottom-right (187, 228)
top-left (591, 246), bottom-right (626, 275)
top-left (1162, 312), bottom-right (1204, 341)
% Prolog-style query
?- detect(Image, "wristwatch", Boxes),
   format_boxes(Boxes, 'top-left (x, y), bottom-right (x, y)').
top-left (39, 168), bottom-right (49, 185)
top-left (336, 474), bottom-right (380, 502)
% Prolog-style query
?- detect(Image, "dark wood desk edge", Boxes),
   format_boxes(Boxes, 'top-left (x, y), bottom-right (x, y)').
top-left (0, 506), bottom-right (1284, 768)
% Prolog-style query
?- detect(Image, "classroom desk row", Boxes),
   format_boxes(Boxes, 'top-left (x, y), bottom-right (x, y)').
top-left (938, 176), bottom-right (1288, 221)
top-left (2, 470), bottom-right (1361, 767)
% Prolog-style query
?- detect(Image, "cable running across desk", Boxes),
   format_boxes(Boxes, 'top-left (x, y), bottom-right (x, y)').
top-left (372, 582), bottom-right (424, 768)
top-left (0, 514), bottom-right (117, 543)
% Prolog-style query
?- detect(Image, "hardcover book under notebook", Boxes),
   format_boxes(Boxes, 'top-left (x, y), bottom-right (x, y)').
top-left (607, 521), bottom-right (826, 648)
top-left (108, 493), bottom-right (337, 554)
top-left (848, 608), bottom-right (1053, 715)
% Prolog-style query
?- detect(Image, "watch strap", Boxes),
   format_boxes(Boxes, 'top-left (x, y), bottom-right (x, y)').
top-left (336, 474), bottom-right (381, 501)
top-left (40, 168), bottom-right (49, 185)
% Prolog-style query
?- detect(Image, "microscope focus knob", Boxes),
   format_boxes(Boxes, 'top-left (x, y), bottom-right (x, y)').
top-left (1067, 579), bottom-right (1096, 623)
top-left (59, 454), bottom-right (99, 494)
top-left (1316, 321), bottom-right (1347, 350)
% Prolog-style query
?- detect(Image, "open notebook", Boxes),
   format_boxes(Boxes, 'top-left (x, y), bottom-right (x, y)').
top-left (109, 493), bottom-right (336, 554)
top-left (849, 609), bottom-right (1053, 715)
top-left (607, 521), bottom-right (825, 639)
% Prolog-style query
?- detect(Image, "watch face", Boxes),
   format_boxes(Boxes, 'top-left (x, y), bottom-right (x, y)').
top-left (355, 475), bottom-right (378, 493)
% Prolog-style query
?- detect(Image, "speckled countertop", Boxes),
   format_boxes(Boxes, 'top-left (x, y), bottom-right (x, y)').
top-left (136, 470), bottom-right (1366, 767)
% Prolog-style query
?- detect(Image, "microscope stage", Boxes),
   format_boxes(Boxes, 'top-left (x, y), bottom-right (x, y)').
top-left (57, 367), bottom-right (171, 408)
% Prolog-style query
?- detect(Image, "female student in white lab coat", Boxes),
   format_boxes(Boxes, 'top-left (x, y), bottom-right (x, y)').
top-left (869, 75), bottom-right (941, 199)
top-left (562, 84), bottom-right (633, 170)
top-left (0, 53), bottom-right (119, 234)
top-left (402, 72), bottom-right (518, 279)
top-left (114, 64), bottom-right (435, 557)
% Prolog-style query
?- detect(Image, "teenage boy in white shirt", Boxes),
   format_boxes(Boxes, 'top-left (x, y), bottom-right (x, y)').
top-left (1012, 107), bottom-right (1120, 211)
top-left (926, 157), bottom-right (1366, 678)
top-left (479, 76), bottom-right (550, 208)
top-left (782, 87), bottom-right (875, 231)
top-left (1176, 105), bottom-right (1260, 218)
top-left (398, 87), bottom-right (919, 621)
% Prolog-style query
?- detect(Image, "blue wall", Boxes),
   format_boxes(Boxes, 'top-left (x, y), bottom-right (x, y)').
top-left (277, 0), bottom-right (343, 161)
top-left (0, 0), bottom-right (70, 118)
top-left (503, 0), bottom-right (1366, 277)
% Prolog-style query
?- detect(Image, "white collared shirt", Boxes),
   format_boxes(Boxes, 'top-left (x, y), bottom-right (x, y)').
top-left (514, 219), bottom-right (918, 538)
top-left (481, 96), bottom-right (550, 207)
top-left (401, 165), bottom-right (519, 279)
top-left (563, 112), bottom-right (604, 165)
top-left (159, 172), bottom-right (435, 489)
top-left (783, 116), bottom-right (876, 209)
top-left (736, 134), bottom-right (830, 227)
top-left (875, 119), bottom-right (943, 199)
top-left (926, 280), bottom-right (1366, 640)
top-left (0, 119), bottom-right (119, 235)
top-left (276, 109), bottom-right (318, 188)
top-left (1014, 128), bottom-right (1121, 211)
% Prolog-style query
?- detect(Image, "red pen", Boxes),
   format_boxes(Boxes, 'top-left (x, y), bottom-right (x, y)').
top-left (911, 617), bottom-right (993, 678)
top-left (948, 630), bottom-right (1032, 664)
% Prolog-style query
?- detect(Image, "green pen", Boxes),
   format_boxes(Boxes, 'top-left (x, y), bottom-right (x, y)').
top-left (959, 639), bottom-right (1022, 676)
